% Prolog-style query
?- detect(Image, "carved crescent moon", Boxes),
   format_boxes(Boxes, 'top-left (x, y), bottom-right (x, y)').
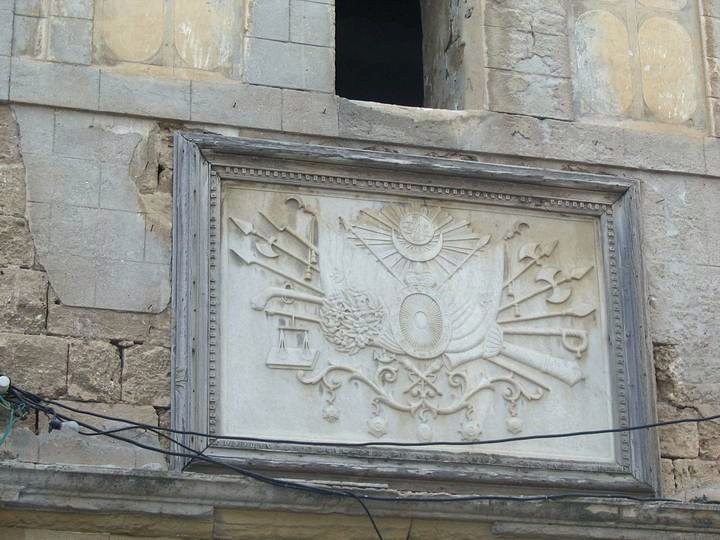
top-left (391, 230), bottom-right (443, 262)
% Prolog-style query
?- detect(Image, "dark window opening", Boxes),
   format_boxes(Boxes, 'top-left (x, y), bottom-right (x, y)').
top-left (335, 0), bottom-right (424, 107)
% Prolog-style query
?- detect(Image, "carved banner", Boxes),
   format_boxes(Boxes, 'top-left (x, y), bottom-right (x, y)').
top-left (219, 183), bottom-right (614, 462)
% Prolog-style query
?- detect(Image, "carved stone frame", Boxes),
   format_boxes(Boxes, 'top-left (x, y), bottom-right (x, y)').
top-left (172, 133), bottom-right (659, 495)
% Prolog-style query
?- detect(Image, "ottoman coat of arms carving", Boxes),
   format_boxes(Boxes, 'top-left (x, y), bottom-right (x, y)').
top-left (229, 196), bottom-right (597, 442)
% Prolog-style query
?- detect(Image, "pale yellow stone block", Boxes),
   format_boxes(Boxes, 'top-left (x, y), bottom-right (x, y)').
top-left (174, 0), bottom-right (236, 72)
top-left (574, 9), bottom-right (633, 117)
top-left (639, 16), bottom-right (698, 124)
top-left (96, 0), bottom-right (164, 63)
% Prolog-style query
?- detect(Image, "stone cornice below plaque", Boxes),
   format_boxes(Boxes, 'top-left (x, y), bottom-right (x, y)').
top-left (0, 464), bottom-right (718, 539)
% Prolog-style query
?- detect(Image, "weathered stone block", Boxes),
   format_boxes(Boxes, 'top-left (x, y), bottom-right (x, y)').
top-left (67, 339), bottom-right (121, 402)
top-left (0, 333), bottom-right (67, 396)
top-left (338, 98), bottom-right (462, 148)
top-left (486, 69), bottom-right (572, 120)
top-left (26, 202), bottom-right (48, 256)
top-left (47, 204), bottom-right (97, 257)
top-left (47, 302), bottom-right (168, 342)
top-left (245, 37), bottom-right (334, 92)
top-left (657, 402), bottom-right (699, 459)
top-left (38, 400), bottom-right (159, 432)
top-left (147, 308), bottom-right (171, 347)
top-left (673, 458), bottom-right (720, 497)
top-left (699, 419), bottom-right (720, 461)
top-left (93, 259), bottom-right (170, 313)
top-left (661, 458), bottom-right (675, 496)
top-left (11, 14), bottom-right (47, 58)
top-left (38, 428), bottom-right (137, 468)
top-left (706, 137), bottom-right (720, 177)
top-left (23, 154), bottom-right (101, 206)
top-left (0, 10), bottom-right (12, 57)
top-left (96, 210), bottom-right (145, 261)
top-left (706, 16), bottom-right (720, 59)
top-left (485, 0), bottom-right (567, 35)
top-left (37, 399), bottom-right (165, 470)
top-left (703, 1), bottom-right (720, 19)
top-left (0, 105), bottom-right (20, 163)
top-left (157, 407), bottom-right (170, 450)
top-left (191, 81), bottom-right (282, 130)
top-left (282, 89), bottom-right (338, 135)
top-left (52, 109), bottom-right (148, 164)
top-left (0, 165), bottom-right (26, 217)
top-left (0, 269), bottom-right (47, 333)
top-left (50, 0), bottom-right (93, 19)
top-left (48, 16), bottom-right (92, 64)
top-left (99, 70), bottom-right (191, 120)
top-left (143, 213), bottom-right (171, 265)
top-left (0, 215), bottom-right (33, 267)
top-left (0, 425), bottom-right (40, 463)
top-left (99, 162), bottom-right (142, 212)
top-left (485, 26), bottom-right (570, 78)
top-left (622, 128), bottom-right (706, 175)
top-left (574, 9), bottom-right (634, 118)
top-left (0, 55), bottom-right (8, 101)
top-left (122, 345), bottom-right (170, 407)
top-left (10, 58), bottom-right (100, 109)
top-left (43, 254), bottom-right (96, 306)
top-left (711, 98), bottom-right (720, 138)
top-left (248, 0), bottom-right (290, 41)
top-left (15, 0), bottom-right (49, 16)
top-left (290, 0), bottom-right (333, 47)
top-left (706, 57), bottom-right (720, 99)
top-left (12, 105), bottom-right (53, 156)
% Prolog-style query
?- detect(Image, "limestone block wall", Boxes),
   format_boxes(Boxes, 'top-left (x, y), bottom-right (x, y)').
top-left (0, 1), bottom-right (718, 528)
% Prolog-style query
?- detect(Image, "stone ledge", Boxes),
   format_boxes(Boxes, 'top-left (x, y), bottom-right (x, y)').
top-left (3, 58), bottom-right (719, 178)
top-left (338, 99), bottom-right (719, 178)
top-left (0, 462), bottom-right (719, 538)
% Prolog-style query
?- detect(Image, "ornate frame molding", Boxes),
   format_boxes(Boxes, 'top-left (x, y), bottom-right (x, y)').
top-left (172, 134), bottom-right (658, 495)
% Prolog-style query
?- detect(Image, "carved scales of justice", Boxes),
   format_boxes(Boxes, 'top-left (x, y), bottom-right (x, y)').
top-left (230, 197), bottom-right (597, 442)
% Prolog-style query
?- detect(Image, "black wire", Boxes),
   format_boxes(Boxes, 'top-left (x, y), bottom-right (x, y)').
top-left (12, 387), bottom-right (720, 540)
top-left (24, 390), bottom-right (720, 449)
top-left (10, 388), bottom-right (691, 511)
top-left (13, 387), bottom-right (687, 540)
top-left (8, 388), bottom-right (385, 540)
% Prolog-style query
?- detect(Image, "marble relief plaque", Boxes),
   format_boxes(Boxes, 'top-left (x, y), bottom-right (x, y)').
top-left (174, 136), bottom-right (657, 493)
top-left (218, 183), bottom-right (613, 462)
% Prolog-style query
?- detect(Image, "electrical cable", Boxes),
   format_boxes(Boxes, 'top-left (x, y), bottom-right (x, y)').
top-left (24, 390), bottom-right (720, 449)
top-left (6, 385), bottom-right (706, 540)
top-left (9, 388), bottom-right (387, 539)
top-left (0, 395), bottom-right (17, 447)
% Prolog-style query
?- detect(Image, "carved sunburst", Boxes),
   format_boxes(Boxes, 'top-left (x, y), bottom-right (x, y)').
top-left (346, 204), bottom-right (490, 281)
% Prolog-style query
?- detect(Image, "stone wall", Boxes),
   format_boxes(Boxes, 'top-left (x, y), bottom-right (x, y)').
top-left (0, 0), bottom-right (719, 535)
